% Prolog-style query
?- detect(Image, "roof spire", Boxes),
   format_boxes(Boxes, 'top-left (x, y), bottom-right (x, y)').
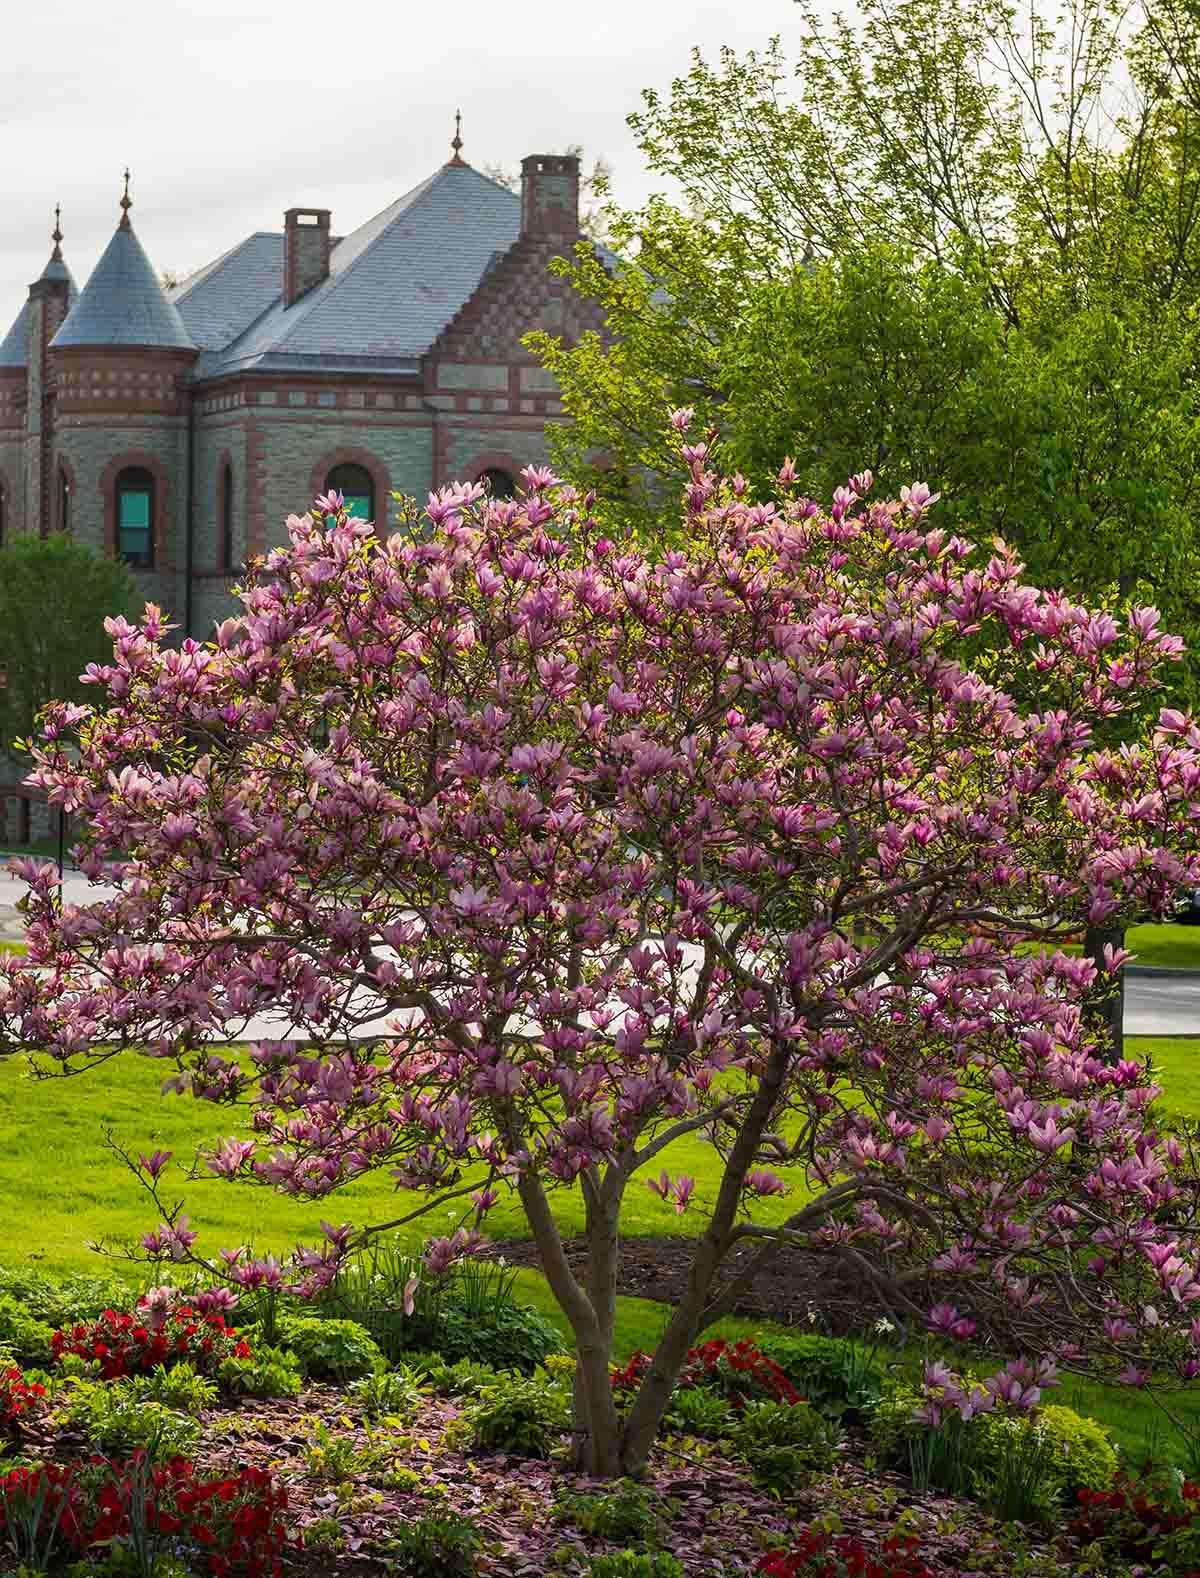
top-left (51, 204), bottom-right (63, 261)
top-left (448, 108), bottom-right (466, 167)
top-left (119, 168), bottom-right (132, 229)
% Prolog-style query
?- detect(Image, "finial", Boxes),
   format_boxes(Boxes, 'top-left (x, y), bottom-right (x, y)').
top-left (51, 204), bottom-right (63, 261)
top-left (448, 108), bottom-right (466, 166)
top-left (119, 168), bottom-right (132, 229)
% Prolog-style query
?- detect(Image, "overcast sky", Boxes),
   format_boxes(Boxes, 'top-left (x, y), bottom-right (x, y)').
top-left (0, 0), bottom-right (803, 326)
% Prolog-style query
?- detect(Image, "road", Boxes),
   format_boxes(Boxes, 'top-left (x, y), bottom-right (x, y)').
top-left (0, 868), bottom-right (1196, 1039)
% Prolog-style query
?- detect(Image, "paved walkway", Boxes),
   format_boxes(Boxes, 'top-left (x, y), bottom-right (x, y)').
top-left (0, 867), bottom-right (1195, 1038)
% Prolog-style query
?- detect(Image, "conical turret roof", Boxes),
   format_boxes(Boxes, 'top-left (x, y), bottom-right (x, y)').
top-left (52, 218), bottom-right (194, 352)
top-left (0, 248), bottom-right (79, 369)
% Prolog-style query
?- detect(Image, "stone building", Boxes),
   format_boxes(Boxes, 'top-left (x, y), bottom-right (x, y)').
top-left (0, 131), bottom-right (607, 640)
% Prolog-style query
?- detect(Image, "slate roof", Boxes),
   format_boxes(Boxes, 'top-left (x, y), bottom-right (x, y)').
top-left (52, 222), bottom-right (195, 351)
top-left (168, 232), bottom-right (285, 351)
top-left (0, 253), bottom-right (79, 369)
top-left (193, 162), bottom-right (526, 378)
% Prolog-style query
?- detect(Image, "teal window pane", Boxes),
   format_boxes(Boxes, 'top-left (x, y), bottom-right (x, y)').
top-left (119, 526), bottom-right (150, 559)
top-left (119, 490), bottom-right (151, 529)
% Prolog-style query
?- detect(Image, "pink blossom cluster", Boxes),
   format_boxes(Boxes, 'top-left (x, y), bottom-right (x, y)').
top-left (5, 430), bottom-right (1200, 1427)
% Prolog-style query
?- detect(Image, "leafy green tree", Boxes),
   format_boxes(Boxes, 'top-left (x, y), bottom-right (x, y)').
top-left (0, 535), bottom-right (135, 757)
top-left (527, 0), bottom-right (1200, 686)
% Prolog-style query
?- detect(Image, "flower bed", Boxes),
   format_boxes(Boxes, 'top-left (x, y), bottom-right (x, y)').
top-left (51, 1301), bottom-right (251, 1380)
top-left (612, 1337), bottom-right (801, 1407)
top-left (0, 1451), bottom-right (290, 1575)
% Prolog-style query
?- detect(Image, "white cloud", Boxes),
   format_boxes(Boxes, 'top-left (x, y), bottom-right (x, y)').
top-left (0, 0), bottom-right (801, 320)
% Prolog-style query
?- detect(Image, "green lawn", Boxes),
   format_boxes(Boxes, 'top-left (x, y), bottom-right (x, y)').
top-left (3, 1036), bottom-right (1200, 1465)
top-left (1129, 922), bottom-right (1200, 969)
top-left (0, 1051), bottom-right (802, 1275)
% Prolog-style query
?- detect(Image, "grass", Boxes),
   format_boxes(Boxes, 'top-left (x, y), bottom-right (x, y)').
top-left (0, 1050), bottom-right (801, 1274)
top-left (1129, 921), bottom-right (1200, 970)
top-left (3, 1036), bottom-right (1200, 1465)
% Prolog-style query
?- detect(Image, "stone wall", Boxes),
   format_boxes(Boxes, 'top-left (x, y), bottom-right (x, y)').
top-left (54, 415), bottom-right (188, 615)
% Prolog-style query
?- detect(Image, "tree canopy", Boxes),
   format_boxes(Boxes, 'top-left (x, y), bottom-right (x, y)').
top-left (528, 0), bottom-right (1200, 691)
top-left (0, 534), bottom-right (135, 762)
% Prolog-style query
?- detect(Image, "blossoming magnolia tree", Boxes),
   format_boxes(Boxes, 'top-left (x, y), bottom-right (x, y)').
top-left (5, 422), bottom-right (1200, 1476)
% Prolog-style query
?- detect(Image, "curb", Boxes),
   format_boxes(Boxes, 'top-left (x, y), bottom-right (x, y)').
top-left (1126, 965), bottom-right (1200, 980)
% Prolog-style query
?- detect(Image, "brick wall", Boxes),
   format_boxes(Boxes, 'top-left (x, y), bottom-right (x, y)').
top-left (0, 433), bottom-right (25, 536)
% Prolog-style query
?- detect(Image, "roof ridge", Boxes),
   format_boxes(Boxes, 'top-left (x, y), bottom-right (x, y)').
top-left (173, 231), bottom-right (279, 302)
top-left (270, 165), bottom-right (464, 355)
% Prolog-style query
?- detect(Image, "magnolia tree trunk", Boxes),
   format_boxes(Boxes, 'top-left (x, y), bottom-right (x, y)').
top-left (1084, 925), bottom-right (1126, 1063)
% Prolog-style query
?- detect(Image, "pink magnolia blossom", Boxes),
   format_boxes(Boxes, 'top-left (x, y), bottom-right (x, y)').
top-left (6, 428), bottom-right (1200, 1476)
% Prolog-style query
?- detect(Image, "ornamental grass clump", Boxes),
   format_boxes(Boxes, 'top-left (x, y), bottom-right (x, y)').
top-left (9, 425), bottom-right (1200, 1478)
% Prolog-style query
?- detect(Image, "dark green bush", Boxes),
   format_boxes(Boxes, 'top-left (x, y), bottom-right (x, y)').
top-left (746, 1444), bottom-right (821, 1499)
top-left (217, 1342), bottom-right (303, 1399)
top-left (0, 1294), bottom-right (55, 1364)
top-left (663, 1385), bottom-right (735, 1439)
top-left (384, 1512), bottom-right (483, 1577)
top-left (275, 1316), bottom-right (384, 1381)
top-left (755, 1333), bottom-right (887, 1422)
top-left (733, 1399), bottom-right (836, 1461)
top-left (307, 1245), bottom-right (565, 1372)
top-left (587, 1555), bottom-right (683, 1578)
top-left (458, 1372), bottom-right (571, 1458)
top-left (554, 1481), bottom-right (665, 1545)
top-left (416, 1300), bottom-right (565, 1373)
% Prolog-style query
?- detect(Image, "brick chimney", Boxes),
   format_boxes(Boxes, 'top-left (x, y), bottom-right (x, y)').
top-left (283, 208), bottom-right (331, 307)
top-left (519, 155), bottom-right (580, 239)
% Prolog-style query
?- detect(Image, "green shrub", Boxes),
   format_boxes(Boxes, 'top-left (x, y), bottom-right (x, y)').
top-left (663, 1385), bottom-right (735, 1439)
top-left (350, 1365), bottom-right (427, 1420)
top-left (0, 1296), bottom-right (55, 1365)
top-left (132, 1361), bottom-right (217, 1415)
top-left (309, 1244), bottom-right (564, 1372)
top-left (868, 1384), bottom-right (934, 1466)
top-left (384, 1511), bottom-right (483, 1576)
top-left (412, 1300), bottom-right (565, 1374)
top-left (746, 1445), bottom-right (822, 1499)
top-left (409, 1353), bottom-right (507, 1398)
top-left (554, 1481), bottom-right (665, 1544)
top-left (65, 1381), bottom-right (201, 1460)
top-left (458, 1372), bottom-right (570, 1458)
top-left (755, 1333), bottom-right (887, 1422)
top-left (0, 1268), bottom-right (134, 1326)
top-left (587, 1555), bottom-right (683, 1578)
top-left (870, 1383), bottom-right (1112, 1520)
top-left (732, 1399), bottom-right (836, 1463)
top-left (276, 1316), bottom-right (383, 1381)
top-left (1033, 1404), bottom-right (1118, 1494)
top-left (217, 1342), bottom-right (302, 1398)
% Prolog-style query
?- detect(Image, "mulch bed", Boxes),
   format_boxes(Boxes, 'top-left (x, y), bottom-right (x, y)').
top-left (13, 1385), bottom-right (1076, 1576)
top-left (489, 1233), bottom-right (927, 1335)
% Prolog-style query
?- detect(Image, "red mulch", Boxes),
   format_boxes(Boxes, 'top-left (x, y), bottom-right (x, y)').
top-left (12, 1383), bottom-right (1077, 1575)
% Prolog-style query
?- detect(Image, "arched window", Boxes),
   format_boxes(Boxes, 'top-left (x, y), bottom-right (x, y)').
top-left (116, 467), bottom-right (155, 568)
top-left (58, 467), bottom-right (71, 534)
top-left (481, 467), bottom-right (516, 500)
top-left (324, 462), bottom-right (373, 524)
top-left (220, 462), bottom-right (235, 571)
